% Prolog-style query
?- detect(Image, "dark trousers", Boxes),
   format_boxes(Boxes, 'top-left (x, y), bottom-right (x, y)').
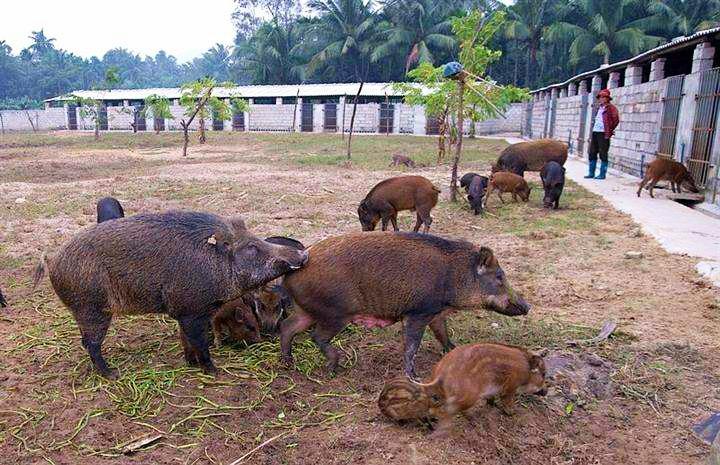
top-left (588, 131), bottom-right (610, 162)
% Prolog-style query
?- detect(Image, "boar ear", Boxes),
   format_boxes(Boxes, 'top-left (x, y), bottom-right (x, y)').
top-left (228, 216), bottom-right (246, 232)
top-left (477, 247), bottom-right (495, 267)
top-left (529, 354), bottom-right (545, 372)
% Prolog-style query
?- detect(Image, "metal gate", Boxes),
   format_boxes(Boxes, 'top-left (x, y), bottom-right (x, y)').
top-left (67, 105), bottom-right (77, 130)
top-left (154, 117), bottom-right (165, 132)
top-left (577, 93), bottom-right (589, 154)
top-left (301, 102), bottom-right (314, 132)
top-left (688, 67), bottom-right (720, 188)
top-left (522, 101), bottom-right (533, 138)
top-left (99, 105), bottom-right (108, 130)
top-left (379, 103), bottom-right (394, 134)
top-left (426, 115), bottom-right (441, 135)
top-left (134, 106), bottom-right (146, 131)
top-left (548, 95), bottom-right (557, 138)
top-left (212, 114), bottom-right (224, 131)
top-left (324, 103), bottom-right (337, 132)
top-left (232, 111), bottom-right (244, 131)
top-left (657, 75), bottom-right (685, 159)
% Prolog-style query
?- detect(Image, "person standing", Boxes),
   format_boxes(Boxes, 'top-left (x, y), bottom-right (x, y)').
top-left (585, 89), bottom-right (619, 180)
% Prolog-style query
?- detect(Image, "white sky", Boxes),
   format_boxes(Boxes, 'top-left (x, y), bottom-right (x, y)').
top-left (0, 0), bottom-right (237, 62)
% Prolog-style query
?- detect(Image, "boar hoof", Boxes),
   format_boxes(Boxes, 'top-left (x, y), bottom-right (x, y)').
top-left (99, 368), bottom-right (119, 380)
top-left (281, 355), bottom-right (295, 368)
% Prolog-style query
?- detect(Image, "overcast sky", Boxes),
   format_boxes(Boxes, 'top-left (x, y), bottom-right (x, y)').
top-left (1, 0), bottom-right (238, 62)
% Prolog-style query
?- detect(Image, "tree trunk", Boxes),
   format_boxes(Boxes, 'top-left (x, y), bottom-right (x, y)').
top-left (0, 112), bottom-right (5, 135)
top-left (181, 121), bottom-right (189, 157)
top-left (346, 81), bottom-right (364, 160)
top-left (24, 110), bottom-right (38, 133)
top-left (450, 80), bottom-right (464, 202)
top-left (199, 118), bottom-right (206, 144)
top-left (292, 87), bottom-right (300, 132)
top-left (94, 122), bottom-right (100, 141)
top-left (341, 96), bottom-right (347, 141)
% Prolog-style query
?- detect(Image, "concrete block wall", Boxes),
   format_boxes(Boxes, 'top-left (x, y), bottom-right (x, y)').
top-left (342, 104), bottom-right (379, 133)
top-left (473, 103), bottom-right (523, 135)
top-left (248, 104), bottom-right (295, 132)
top-left (0, 108), bottom-right (66, 131)
top-left (552, 95), bottom-right (583, 150)
top-left (531, 96), bottom-right (547, 138)
top-left (398, 104), bottom-right (415, 134)
top-left (107, 106), bottom-right (134, 130)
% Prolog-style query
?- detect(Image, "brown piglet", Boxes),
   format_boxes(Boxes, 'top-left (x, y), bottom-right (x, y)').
top-left (484, 172), bottom-right (531, 208)
top-left (637, 158), bottom-right (700, 198)
top-left (378, 343), bottom-right (547, 435)
top-left (211, 295), bottom-right (262, 347)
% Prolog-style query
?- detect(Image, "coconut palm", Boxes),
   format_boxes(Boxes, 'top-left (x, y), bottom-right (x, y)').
top-left (547, 0), bottom-right (665, 66)
top-left (371, 0), bottom-right (457, 75)
top-left (305, 0), bottom-right (377, 81)
top-left (504, 0), bottom-right (556, 88)
top-left (629, 0), bottom-right (720, 39)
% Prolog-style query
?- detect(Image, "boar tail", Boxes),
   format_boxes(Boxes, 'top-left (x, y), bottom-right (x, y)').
top-left (432, 185), bottom-right (441, 193)
top-left (32, 252), bottom-right (49, 290)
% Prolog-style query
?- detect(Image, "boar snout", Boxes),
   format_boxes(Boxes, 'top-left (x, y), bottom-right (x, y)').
top-left (537, 387), bottom-right (548, 396)
top-left (486, 292), bottom-right (530, 316)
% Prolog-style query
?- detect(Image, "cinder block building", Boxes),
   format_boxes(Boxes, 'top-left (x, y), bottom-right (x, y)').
top-left (524, 27), bottom-right (720, 206)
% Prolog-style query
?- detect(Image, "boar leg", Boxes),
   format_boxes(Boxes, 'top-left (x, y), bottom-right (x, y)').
top-left (636, 174), bottom-right (650, 197)
top-left (648, 176), bottom-right (660, 198)
top-left (497, 392), bottom-right (516, 416)
top-left (429, 313), bottom-right (455, 352)
top-left (180, 326), bottom-right (201, 366)
top-left (390, 214), bottom-right (398, 232)
top-left (279, 309), bottom-right (315, 366)
top-left (178, 316), bottom-right (216, 375)
top-left (310, 321), bottom-right (345, 373)
top-left (75, 308), bottom-right (116, 379)
top-left (402, 314), bottom-right (435, 379)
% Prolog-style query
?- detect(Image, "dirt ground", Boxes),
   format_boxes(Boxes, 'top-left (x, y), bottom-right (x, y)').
top-left (0, 131), bottom-right (718, 465)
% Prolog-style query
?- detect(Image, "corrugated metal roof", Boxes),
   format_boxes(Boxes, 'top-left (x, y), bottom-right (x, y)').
top-left (45, 82), bottom-right (418, 102)
top-left (531, 26), bottom-right (720, 94)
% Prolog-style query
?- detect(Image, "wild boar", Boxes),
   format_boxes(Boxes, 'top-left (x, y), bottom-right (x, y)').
top-left (281, 232), bottom-right (530, 378)
top-left (484, 172), bottom-right (531, 208)
top-left (389, 153), bottom-right (417, 169)
top-left (460, 172), bottom-right (482, 192)
top-left (96, 197), bottom-right (125, 223)
top-left (378, 343), bottom-right (547, 434)
top-left (540, 161), bottom-right (566, 209)
top-left (637, 158), bottom-right (700, 198)
top-left (32, 210), bottom-right (308, 378)
top-left (358, 176), bottom-right (440, 233)
top-left (467, 175), bottom-right (489, 215)
top-left (493, 139), bottom-right (568, 177)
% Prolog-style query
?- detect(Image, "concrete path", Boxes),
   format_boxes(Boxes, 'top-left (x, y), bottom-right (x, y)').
top-left (490, 136), bottom-right (720, 286)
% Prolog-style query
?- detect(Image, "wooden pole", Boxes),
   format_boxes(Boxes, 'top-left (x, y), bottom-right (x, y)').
top-left (341, 95), bottom-right (347, 140)
top-left (291, 86), bottom-right (300, 132)
top-left (346, 81), bottom-right (364, 160)
top-left (450, 79), bottom-right (465, 202)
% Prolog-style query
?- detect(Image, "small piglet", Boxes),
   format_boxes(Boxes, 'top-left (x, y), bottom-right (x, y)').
top-left (96, 197), bottom-right (125, 223)
top-left (378, 343), bottom-right (547, 434)
top-left (467, 175), bottom-right (489, 215)
top-left (212, 295), bottom-right (262, 347)
top-left (389, 153), bottom-right (417, 169)
top-left (637, 158), bottom-right (700, 198)
top-left (484, 172), bottom-right (531, 208)
top-left (540, 161), bottom-right (565, 209)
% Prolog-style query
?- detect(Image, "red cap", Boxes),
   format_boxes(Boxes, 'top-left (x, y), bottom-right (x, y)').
top-left (597, 89), bottom-right (612, 99)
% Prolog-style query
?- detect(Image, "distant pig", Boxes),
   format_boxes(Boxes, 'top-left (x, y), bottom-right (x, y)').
top-left (637, 158), bottom-right (700, 198)
top-left (0, 287), bottom-right (7, 308)
top-left (493, 139), bottom-right (568, 177)
top-left (358, 176), bottom-right (440, 233)
top-left (390, 153), bottom-right (417, 169)
top-left (466, 175), bottom-right (489, 215)
top-left (484, 172), bottom-right (531, 208)
top-left (32, 210), bottom-right (308, 378)
top-left (96, 197), bottom-right (125, 223)
top-left (540, 161), bottom-right (566, 209)
top-left (378, 343), bottom-right (547, 434)
top-left (281, 232), bottom-right (530, 378)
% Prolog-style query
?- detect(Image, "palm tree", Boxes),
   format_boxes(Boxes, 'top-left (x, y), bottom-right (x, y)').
top-left (505, 0), bottom-right (555, 88)
top-left (629, 0), bottom-right (720, 39)
top-left (371, 0), bottom-right (457, 75)
top-left (306, 0), bottom-right (377, 81)
top-left (194, 44), bottom-right (232, 81)
top-left (547, 0), bottom-right (665, 66)
top-left (236, 22), bottom-right (304, 84)
top-left (27, 30), bottom-right (56, 57)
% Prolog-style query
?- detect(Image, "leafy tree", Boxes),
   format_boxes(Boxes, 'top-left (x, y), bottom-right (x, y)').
top-left (504, 0), bottom-right (556, 89)
top-left (547, 0), bottom-right (665, 66)
top-left (372, 0), bottom-right (457, 74)
top-left (630, 0), bottom-right (720, 38)
top-left (70, 96), bottom-right (104, 141)
top-left (143, 94), bottom-right (174, 133)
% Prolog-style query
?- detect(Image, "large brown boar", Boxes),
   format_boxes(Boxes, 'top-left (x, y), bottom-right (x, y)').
top-left (493, 139), bottom-right (568, 177)
top-left (33, 210), bottom-right (308, 378)
top-left (358, 176), bottom-right (440, 233)
top-left (637, 158), bottom-right (700, 198)
top-left (281, 232), bottom-right (530, 378)
top-left (484, 172), bottom-right (531, 208)
top-left (378, 343), bottom-right (547, 435)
